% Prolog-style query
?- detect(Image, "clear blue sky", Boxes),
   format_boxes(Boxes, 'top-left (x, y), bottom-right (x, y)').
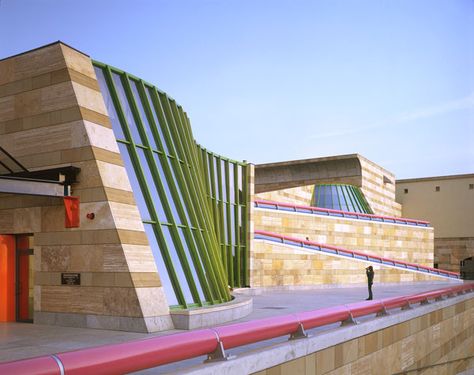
top-left (1, 0), bottom-right (473, 178)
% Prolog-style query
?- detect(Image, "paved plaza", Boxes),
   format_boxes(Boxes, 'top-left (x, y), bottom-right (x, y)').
top-left (0, 281), bottom-right (460, 374)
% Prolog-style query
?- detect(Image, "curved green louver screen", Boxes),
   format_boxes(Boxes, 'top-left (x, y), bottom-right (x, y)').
top-left (312, 184), bottom-right (373, 214)
top-left (93, 61), bottom-right (248, 309)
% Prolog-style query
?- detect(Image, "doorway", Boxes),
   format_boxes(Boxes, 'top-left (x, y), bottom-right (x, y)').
top-left (0, 234), bottom-right (34, 323)
top-left (16, 235), bottom-right (34, 322)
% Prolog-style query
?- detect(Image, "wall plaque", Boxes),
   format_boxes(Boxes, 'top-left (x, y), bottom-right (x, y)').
top-left (61, 273), bottom-right (81, 285)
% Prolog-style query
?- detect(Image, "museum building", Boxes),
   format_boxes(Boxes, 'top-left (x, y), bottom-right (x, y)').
top-left (0, 42), bottom-right (468, 332)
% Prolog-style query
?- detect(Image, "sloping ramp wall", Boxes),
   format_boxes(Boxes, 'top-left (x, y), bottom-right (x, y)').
top-left (251, 239), bottom-right (457, 288)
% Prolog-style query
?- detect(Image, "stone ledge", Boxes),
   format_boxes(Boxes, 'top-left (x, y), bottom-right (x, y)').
top-left (34, 311), bottom-right (173, 333)
top-left (170, 295), bottom-right (253, 330)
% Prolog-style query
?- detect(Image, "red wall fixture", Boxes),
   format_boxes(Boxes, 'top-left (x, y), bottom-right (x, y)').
top-left (0, 235), bottom-right (15, 322)
top-left (64, 196), bottom-right (80, 228)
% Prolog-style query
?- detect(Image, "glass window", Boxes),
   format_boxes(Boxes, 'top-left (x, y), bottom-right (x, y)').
top-left (323, 186), bottom-right (332, 207)
top-left (112, 73), bottom-right (144, 145)
top-left (144, 224), bottom-right (178, 306)
top-left (221, 160), bottom-right (227, 203)
top-left (159, 94), bottom-right (182, 159)
top-left (129, 79), bottom-right (158, 150)
top-left (118, 143), bottom-right (151, 221)
top-left (331, 186), bottom-right (340, 210)
top-left (145, 87), bottom-right (170, 155)
top-left (230, 163), bottom-right (236, 204)
top-left (208, 155), bottom-right (216, 199)
top-left (94, 67), bottom-right (125, 140)
top-left (214, 157), bottom-right (220, 201)
top-left (135, 148), bottom-right (167, 223)
top-left (161, 225), bottom-right (194, 304)
top-left (230, 205), bottom-right (235, 245)
top-left (177, 228), bottom-right (206, 301)
top-left (223, 206), bottom-right (228, 244)
top-left (153, 153), bottom-right (183, 225)
top-left (339, 185), bottom-right (349, 212)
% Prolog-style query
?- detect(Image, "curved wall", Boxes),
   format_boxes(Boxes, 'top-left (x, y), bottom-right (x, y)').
top-left (93, 62), bottom-right (248, 308)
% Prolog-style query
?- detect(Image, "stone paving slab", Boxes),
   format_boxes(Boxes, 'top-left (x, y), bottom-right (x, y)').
top-left (0, 281), bottom-right (461, 371)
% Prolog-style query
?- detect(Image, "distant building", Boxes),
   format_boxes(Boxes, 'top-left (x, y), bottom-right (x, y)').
top-left (396, 174), bottom-right (474, 272)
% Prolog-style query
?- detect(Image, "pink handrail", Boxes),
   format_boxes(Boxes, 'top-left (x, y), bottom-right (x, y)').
top-left (254, 230), bottom-right (460, 277)
top-left (1, 284), bottom-right (472, 375)
top-left (254, 199), bottom-right (431, 226)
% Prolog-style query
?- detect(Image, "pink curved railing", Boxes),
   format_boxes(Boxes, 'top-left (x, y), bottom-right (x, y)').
top-left (254, 199), bottom-right (431, 227)
top-left (254, 230), bottom-right (460, 278)
top-left (1, 284), bottom-right (473, 375)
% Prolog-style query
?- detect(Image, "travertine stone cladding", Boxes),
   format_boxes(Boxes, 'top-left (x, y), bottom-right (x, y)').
top-left (254, 208), bottom-right (434, 267)
top-left (256, 185), bottom-right (314, 206)
top-left (252, 296), bottom-right (474, 375)
top-left (435, 237), bottom-right (474, 273)
top-left (255, 155), bottom-right (362, 194)
top-left (0, 42), bottom-right (172, 332)
top-left (251, 241), bottom-right (446, 288)
top-left (359, 156), bottom-right (401, 217)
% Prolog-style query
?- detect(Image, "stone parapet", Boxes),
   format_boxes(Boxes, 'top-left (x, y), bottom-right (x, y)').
top-left (254, 208), bottom-right (434, 268)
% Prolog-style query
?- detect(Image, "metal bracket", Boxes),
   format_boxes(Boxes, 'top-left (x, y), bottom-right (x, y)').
top-left (420, 299), bottom-right (430, 305)
top-left (204, 341), bottom-right (235, 363)
top-left (289, 323), bottom-right (309, 340)
top-left (401, 302), bottom-right (412, 310)
top-left (376, 306), bottom-right (389, 317)
top-left (341, 312), bottom-right (358, 326)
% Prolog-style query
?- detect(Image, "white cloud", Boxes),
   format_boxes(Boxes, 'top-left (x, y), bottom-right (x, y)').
top-left (312, 92), bottom-right (474, 139)
top-left (397, 92), bottom-right (474, 123)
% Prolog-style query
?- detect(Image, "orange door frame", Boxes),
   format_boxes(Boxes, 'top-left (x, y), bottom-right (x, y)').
top-left (0, 235), bottom-right (15, 322)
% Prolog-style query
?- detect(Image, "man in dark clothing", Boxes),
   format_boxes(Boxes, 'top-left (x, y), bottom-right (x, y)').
top-left (366, 266), bottom-right (374, 300)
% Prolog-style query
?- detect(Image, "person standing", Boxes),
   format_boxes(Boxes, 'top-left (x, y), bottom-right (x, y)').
top-left (366, 266), bottom-right (374, 300)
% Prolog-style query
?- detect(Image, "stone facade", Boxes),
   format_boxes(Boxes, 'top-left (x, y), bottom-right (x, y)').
top-left (254, 208), bottom-right (434, 268)
top-left (255, 155), bottom-right (362, 194)
top-left (358, 155), bottom-right (401, 217)
top-left (255, 154), bottom-right (401, 217)
top-left (251, 241), bottom-right (448, 288)
top-left (0, 42), bottom-right (172, 332)
top-left (435, 237), bottom-right (474, 273)
top-left (397, 174), bottom-right (474, 272)
top-left (256, 184), bottom-right (314, 206)
top-left (252, 296), bottom-right (474, 375)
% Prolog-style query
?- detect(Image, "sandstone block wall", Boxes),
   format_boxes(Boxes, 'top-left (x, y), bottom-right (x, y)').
top-left (254, 208), bottom-right (434, 268)
top-left (358, 156), bottom-right (401, 217)
top-left (435, 237), bottom-right (474, 273)
top-left (253, 296), bottom-right (474, 375)
top-left (256, 184), bottom-right (314, 206)
top-left (250, 241), bottom-right (448, 288)
top-left (0, 43), bottom-right (172, 332)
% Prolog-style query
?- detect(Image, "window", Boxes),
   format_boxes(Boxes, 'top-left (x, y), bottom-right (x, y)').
top-left (404, 189), bottom-right (408, 194)
top-left (434, 263), bottom-right (438, 269)
top-left (435, 186), bottom-right (440, 192)
top-left (469, 184), bottom-right (474, 190)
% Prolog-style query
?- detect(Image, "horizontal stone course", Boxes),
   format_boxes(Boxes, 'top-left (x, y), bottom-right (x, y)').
top-left (251, 241), bottom-right (450, 288)
top-left (254, 208), bottom-right (434, 271)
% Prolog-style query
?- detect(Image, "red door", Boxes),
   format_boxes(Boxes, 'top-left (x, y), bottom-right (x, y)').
top-left (0, 235), bottom-right (15, 322)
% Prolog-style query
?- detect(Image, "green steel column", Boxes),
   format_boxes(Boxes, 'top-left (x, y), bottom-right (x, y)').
top-left (233, 162), bottom-right (241, 287)
top-left (225, 161), bottom-right (233, 287)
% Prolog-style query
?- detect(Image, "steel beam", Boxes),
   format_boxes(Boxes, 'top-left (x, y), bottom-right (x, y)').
top-left (0, 176), bottom-right (64, 197)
